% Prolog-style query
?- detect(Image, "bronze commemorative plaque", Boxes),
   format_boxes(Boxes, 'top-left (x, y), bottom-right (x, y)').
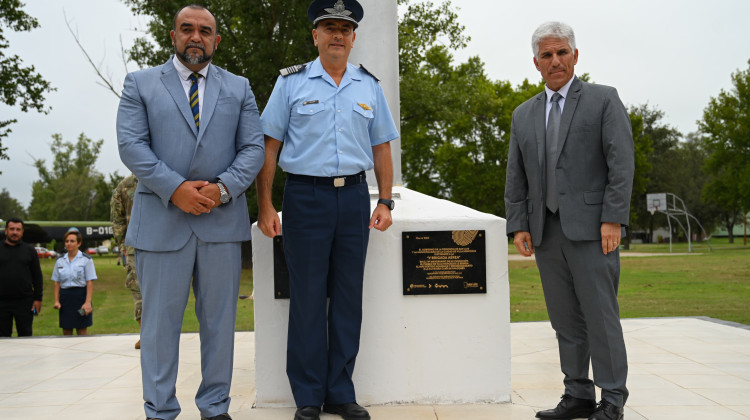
top-left (402, 230), bottom-right (486, 295)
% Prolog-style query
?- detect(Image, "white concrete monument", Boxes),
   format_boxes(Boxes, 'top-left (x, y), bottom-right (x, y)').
top-left (252, 0), bottom-right (511, 407)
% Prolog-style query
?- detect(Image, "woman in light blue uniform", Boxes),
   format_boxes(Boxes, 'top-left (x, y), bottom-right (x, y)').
top-left (52, 228), bottom-right (96, 335)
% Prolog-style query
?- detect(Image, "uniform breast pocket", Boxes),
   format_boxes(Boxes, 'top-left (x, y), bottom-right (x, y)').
top-left (296, 102), bottom-right (325, 116)
top-left (352, 103), bottom-right (374, 120)
top-left (74, 263), bottom-right (87, 281)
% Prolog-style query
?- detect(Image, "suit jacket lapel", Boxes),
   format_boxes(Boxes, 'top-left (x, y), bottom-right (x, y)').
top-left (161, 59), bottom-right (199, 137)
top-left (534, 92), bottom-right (547, 171)
top-left (556, 77), bottom-right (581, 163)
top-left (197, 65), bottom-right (221, 143)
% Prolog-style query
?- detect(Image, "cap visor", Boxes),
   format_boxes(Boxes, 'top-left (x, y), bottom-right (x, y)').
top-left (313, 14), bottom-right (359, 27)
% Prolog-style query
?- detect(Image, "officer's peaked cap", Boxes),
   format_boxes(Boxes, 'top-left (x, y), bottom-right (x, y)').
top-left (308, 0), bottom-right (363, 28)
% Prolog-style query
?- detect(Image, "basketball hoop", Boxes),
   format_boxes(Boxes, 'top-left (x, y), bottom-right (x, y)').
top-left (646, 193), bottom-right (666, 216)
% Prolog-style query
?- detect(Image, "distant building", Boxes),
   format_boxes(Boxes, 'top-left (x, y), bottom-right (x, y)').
top-left (711, 212), bottom-right (750, 238)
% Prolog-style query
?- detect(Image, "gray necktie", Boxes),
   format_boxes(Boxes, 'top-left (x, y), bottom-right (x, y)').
top-left (546, 92), bottom-right (562, 213)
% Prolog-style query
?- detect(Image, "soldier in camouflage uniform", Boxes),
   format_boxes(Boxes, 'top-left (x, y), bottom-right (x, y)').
top-left (110, 174), bottom-right (142, 349)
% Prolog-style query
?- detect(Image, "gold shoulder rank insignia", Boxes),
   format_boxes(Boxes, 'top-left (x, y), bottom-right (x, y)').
top-left (279, 63), bottom-right (307, 77)
top-left (358, 64), bottom-right (380, 82)
top-left (358, 103), bottom-right (372, 111)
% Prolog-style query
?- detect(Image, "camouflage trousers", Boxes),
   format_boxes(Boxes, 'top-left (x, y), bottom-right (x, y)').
top-left (125, 246), bottom-right (142, 321)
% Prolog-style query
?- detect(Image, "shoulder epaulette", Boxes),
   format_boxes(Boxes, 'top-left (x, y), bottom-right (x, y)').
top-left (81, 252), bottom-right (92, 260)
top-left (279, 64), bottom-right (306, 77)
top-left (359, 64), bottom-right (380, 82)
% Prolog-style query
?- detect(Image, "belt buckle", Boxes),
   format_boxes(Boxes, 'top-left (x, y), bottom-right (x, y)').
top-left (333, 177), bottom-right (346, 187)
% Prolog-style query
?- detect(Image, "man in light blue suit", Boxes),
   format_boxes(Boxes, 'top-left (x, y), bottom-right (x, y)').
top-left (116, 5), bottom-right (265, 420)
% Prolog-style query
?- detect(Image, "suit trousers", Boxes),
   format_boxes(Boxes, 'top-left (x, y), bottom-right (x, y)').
top-left (535, 211), bottom-right (629, 407)
top-left (136, 234), bottom-right (241, 420)
top-left (282, 176), bottom-right (371, 407)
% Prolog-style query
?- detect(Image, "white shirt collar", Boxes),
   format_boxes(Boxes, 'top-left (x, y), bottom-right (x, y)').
top-left (544, 75), bottom-right (575, 103)
top-left (172, 55), bottom-right (210, 81)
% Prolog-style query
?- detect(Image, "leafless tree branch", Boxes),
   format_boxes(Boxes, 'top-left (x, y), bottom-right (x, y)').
top-left (64, 10), bottom-right (122, 99)
top-left (120, 35), bottom-right (129, 75)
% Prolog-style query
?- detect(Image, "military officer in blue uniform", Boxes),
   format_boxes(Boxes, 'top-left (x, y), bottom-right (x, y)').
top-left (257, 1), bottom-right (399, 419)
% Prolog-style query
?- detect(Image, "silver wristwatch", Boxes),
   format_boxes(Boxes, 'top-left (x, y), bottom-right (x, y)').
top-left (217, 181), bottom-right (231, 204)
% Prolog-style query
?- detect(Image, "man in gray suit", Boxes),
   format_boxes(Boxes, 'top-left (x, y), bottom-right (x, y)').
top-left (505, 22), bottom-right (634, 420)
top-left (117, 5), bottom-right (265, 420)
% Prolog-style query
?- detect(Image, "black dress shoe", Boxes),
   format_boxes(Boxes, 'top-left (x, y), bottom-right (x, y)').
top-left (294, 406), bottom-right (321, 420)
top-left (323, 402), bottom-right (370, 420)
top-left (536, 394), bottom-right (597, 419)
top-left (589, 400), bottom-right (624, 420)
top-left (201, 414), bottom-right (232, 420)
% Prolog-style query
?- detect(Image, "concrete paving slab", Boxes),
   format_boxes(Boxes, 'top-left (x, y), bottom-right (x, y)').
top-left (1, 317), bottom-right (749, 419)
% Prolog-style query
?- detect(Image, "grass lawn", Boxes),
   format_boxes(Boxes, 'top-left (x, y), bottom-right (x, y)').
top-left (23, 239), bottom-right (750, 336)
top-left (31, 255), bottom-right (255, 337)
top-left (510, 240), bottom-right (750, 325)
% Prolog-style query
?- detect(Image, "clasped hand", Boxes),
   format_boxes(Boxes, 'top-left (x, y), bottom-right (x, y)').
top-left (171, 181), bottom-right (221, 215)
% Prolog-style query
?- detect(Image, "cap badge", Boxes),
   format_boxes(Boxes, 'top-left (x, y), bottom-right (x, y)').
top-left (325, 0), bottom-right (353, 18)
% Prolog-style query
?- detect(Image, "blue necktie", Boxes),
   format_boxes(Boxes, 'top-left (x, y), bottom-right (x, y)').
top-left (546, 92), bottom-right (562, 213)
top-left (188, 72), bottom-right (201, 131)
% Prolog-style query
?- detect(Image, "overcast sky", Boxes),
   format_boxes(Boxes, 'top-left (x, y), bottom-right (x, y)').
top-left (2, 0), bottom-right (750, 208)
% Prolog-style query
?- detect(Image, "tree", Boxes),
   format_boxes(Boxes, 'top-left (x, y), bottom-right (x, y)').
top-left (0, 188), bottom-right (27, 220)
top-left (123, 0), bottom-right (316, 109)
top-left (624, 106), bottom-right (653, 246)
top-left (627, 105), bottom-right (691, 240)
top-left (0, 0), bottom-right (55, 171)
top-left (28, 133), bottom-right (118, 221)
top-left (699, 59), bottom-right (750, 242)
top-left (673, 133), bottom-right (722, 237)
top-left (627, 106), bottom-right (726, 243)
top-left (399, 0), bottom-right (544, 216)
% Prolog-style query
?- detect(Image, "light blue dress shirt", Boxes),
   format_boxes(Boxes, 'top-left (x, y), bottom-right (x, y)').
top-left (261, 57), bottom-right (399, 177)
top-left (51, 251), bottom-right (97, 289)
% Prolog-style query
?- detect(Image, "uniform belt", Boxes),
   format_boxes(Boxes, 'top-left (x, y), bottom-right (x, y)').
top-left (287, 171), bottom-right (366, 187)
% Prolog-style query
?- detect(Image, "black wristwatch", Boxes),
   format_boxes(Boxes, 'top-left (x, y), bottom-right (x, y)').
top-left (377, 198), bottom-right (395, 210)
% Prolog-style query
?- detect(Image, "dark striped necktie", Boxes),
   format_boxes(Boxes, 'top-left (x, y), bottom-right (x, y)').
top-left (188, 72), bottom-right (201, 130)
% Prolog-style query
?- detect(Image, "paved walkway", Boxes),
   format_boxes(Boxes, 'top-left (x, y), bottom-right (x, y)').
top-left (1, 317), bottom-right (749, 419)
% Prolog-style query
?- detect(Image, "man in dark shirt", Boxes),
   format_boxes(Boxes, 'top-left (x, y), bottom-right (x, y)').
top-left (0, 218), bottom-right (43, 337)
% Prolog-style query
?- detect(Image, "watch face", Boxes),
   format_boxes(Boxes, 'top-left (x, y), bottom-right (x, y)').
top-left (217, 182), bottom-right (230, 204)
top-left (379, 199), bottom-right (394, 210)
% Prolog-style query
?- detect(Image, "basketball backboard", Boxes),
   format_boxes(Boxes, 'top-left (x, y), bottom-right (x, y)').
top-left (647, 193), bottom-right (667, 215)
